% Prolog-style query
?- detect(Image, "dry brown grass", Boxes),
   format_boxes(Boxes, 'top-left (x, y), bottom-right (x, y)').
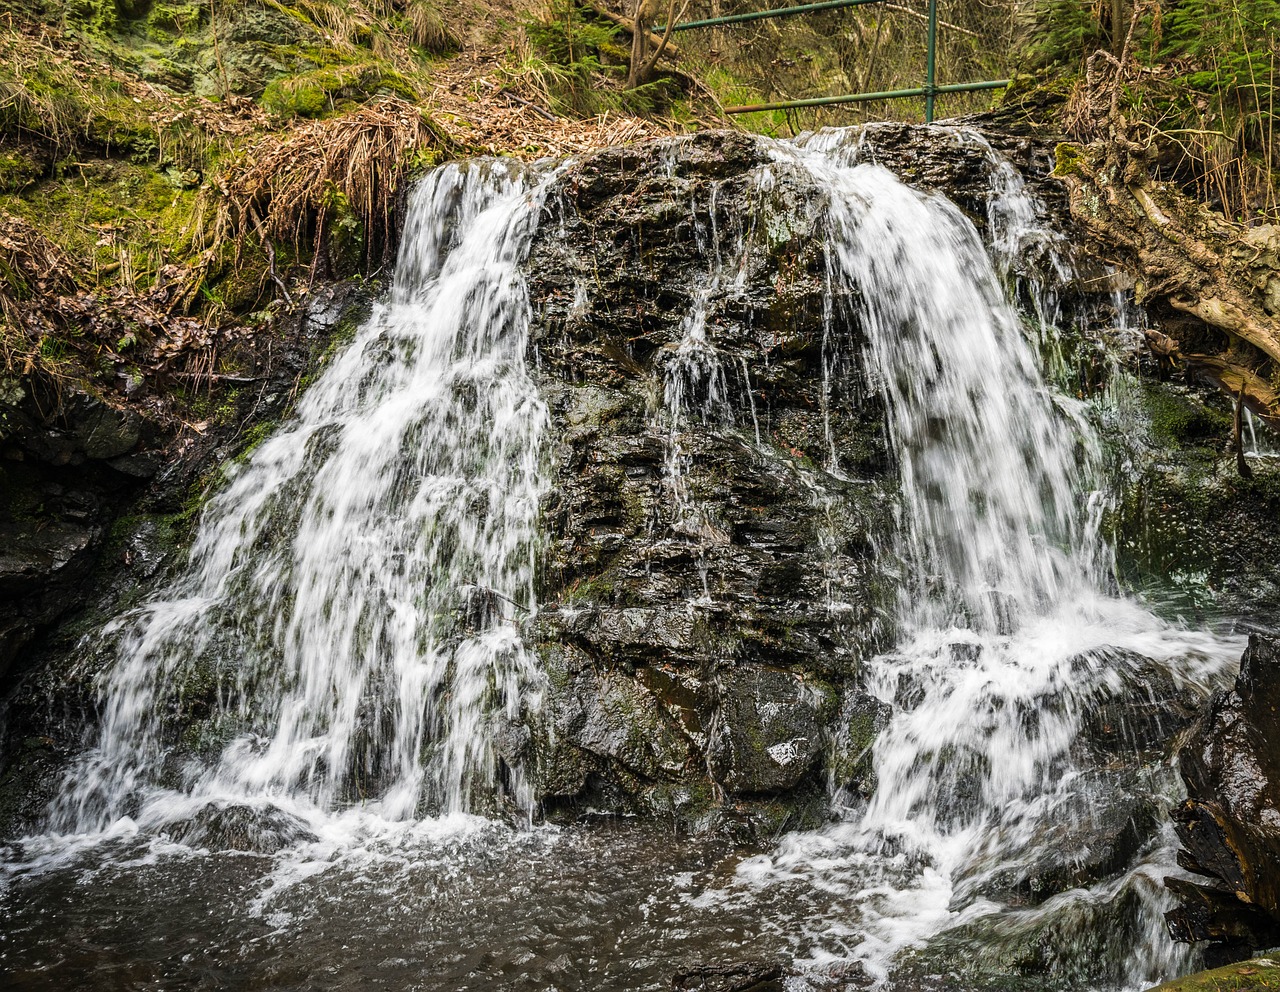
top-left (0, 210), bottom-right (223, 397)
top-left (0, 214), bottom-right (77, 295)
top-left (0, 213), bottom-right (79, 360)
top-left (406, 0), bottom-right (460, 54)
top-left (211, 97), bottom-right (445, 278)
top-left (427, 49), bottom-right (686, 155)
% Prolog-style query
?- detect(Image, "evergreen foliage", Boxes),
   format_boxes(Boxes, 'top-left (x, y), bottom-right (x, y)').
top-left (1025, 0), bottom-right (1278, 220)
top-left (1025, 0), bottom-right (1110, 68)
top-left (517, 1), bottom-right (672, 116)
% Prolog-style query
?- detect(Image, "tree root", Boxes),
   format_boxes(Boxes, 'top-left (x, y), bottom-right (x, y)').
top-left (1060, 147), bottom-right (1280, 429)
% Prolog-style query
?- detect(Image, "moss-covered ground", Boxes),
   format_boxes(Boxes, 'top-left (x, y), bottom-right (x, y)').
top-left (1149, 958), bottom-right (1280, 992)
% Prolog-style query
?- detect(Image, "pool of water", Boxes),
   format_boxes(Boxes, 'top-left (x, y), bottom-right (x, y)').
top-left (0, 805), bottom-right (1199, 992)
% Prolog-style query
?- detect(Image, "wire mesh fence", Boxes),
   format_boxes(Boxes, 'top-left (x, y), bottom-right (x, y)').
top-left (657, 0), bottom-right (1023, 131)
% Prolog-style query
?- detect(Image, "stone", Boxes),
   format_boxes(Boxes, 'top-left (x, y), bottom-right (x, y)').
top-left (73, 401), bottom-right (141, 459)
top-left (527, 131), bottom-right (900, 818)
top-left (1166, 634), bottom-right (1280, 962)
top-left (671, 959), bottom-right (786, 992)
top-left (1146, 956), bottom-right (1280, 992)
top-left (827, 687), bottom-right (891, 799)
top-left (707, 666), bottom-right (827, 794)
top-left (171, 801), bottom-right (319, 854)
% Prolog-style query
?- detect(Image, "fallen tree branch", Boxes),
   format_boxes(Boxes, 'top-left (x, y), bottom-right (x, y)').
top-left (1060, 144), bottom-right (1280, 428)
top-left (882, 3), bottom-right (980, 38)
top-left (1146, 328), bottom-right (1280, 425)
top-left (586, 2), bottom-right (682, 60)
top-left (498, 88), bottom-right (558, 121)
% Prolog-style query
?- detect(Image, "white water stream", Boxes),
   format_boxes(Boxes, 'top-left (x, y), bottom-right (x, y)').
top-left (49, 159), bottom-right (555, 837)
top-left (700, 130), bottom-right (1242, 987)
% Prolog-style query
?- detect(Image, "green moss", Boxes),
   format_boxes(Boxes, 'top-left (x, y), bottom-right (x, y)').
top-left (261, 61), bottom-right (420, 118)
top-left (234, 418), bottom-right (278, 463)
top-left (1, 159), bottom-right (200, 284)
top-left (1051, 141), bottom-right (1086, 177)
top-left (1148, 958), bottom-right (1280, 992)
top-left (1141, 380), bottom-right (1233, 450)
top-left (64, 0), bottom-right (119, 33)
top-left (0, 149), bottom-right (43, 193)
top-left (146, 1), bottom-right (205, 37)
top-left (324, 183), bottom-right (365, 272)
top-left (561, 571), bottom-right (617, 605)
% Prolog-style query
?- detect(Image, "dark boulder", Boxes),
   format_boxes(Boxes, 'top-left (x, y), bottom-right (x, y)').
top-left (671, 959), bottom-right (785, 992)
top-left (1167, 634), bottom-right (1280, 964)
top-left (526, 131), bottom-right (898, 824)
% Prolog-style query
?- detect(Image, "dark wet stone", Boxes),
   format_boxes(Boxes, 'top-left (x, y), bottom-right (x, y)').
top-left (1108, 378), bottom-right (1280, 620)
top-left (527, 131), bottom-right (902, 818)
top-left (671, 958), bottom-right (785, 992)
top-left (1080, 662), bottom-right (1205, 759)
top-left (707, 666), bottom-right (828, 794)
top-left (172, 802), bottom-right (319, 854)
top-left (73, 402), bottom-right (142, 460)
top-left (1167, 634), bottom-right (1280, 959)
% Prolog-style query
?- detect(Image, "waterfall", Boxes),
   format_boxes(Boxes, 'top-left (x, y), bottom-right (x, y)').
top-left (50, 159), bottom-right (554, 835)
top-left (717, 131), bottom-right (1241, 986)
top-left (1, 130), bottom-right (1250, 992)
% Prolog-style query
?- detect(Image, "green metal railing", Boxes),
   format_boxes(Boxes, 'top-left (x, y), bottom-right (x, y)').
top-left (656, 0), bottom-right (1009, 122)
top-left (655, 0), bottom-right (888, 33)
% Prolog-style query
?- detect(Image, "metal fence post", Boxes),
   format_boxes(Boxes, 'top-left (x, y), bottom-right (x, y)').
top-left (925, 0), bottom-right (938, 122)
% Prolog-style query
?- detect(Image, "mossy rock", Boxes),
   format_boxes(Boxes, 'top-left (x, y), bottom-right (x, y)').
top-left (260, 62), bottom-right (420, 118)
top-left (1148, 958), bottom-right (1280, 991)
top-left (1141, 380), bottom-right (1234, 451)
top-left (1, 159), bottom-right (200, 280)
top-left (146, 1), bottom-right (204, 37)
top-left (1051, 141), bottom-right (1086, 178)
top-left (64, 0), bottom-right (120, 33)
top-left (0, 149), bottom-right (44, 194)
top-left (1105, 376), bottom-right (1280, 617)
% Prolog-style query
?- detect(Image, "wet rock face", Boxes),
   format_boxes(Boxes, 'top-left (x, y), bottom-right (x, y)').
top-left (1110, 377), bottom-right (1280, 619)
top-left (1167, 634), bottom-right (1280, 964)
top-left (524, 132), bottom-right (896, 825)
top-left (518, 128), bottom-right (1129, 829)
top-left (0, 381), bottom-right (157, 683)
top-left (0, 282), bottom-right (370, 838)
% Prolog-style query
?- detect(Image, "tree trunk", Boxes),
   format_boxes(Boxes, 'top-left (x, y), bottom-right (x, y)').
top-left (1111, 0), bottom-right (1129, 56)
top-left (626, 0), bottom-right (652, 89)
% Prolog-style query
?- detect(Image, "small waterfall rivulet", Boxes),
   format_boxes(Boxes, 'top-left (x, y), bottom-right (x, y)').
top-left (47, 159), bottom-right (557, 837)
top-left (0, 129), bottom-right (1250, 990)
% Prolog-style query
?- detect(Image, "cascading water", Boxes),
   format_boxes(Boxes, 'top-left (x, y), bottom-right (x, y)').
top-left (708, 131), bottom-right (1241, 987)
top-left (0, 130), bottom-right (1249, 992)
top-left (48, 159), bottom-right (555, 838)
